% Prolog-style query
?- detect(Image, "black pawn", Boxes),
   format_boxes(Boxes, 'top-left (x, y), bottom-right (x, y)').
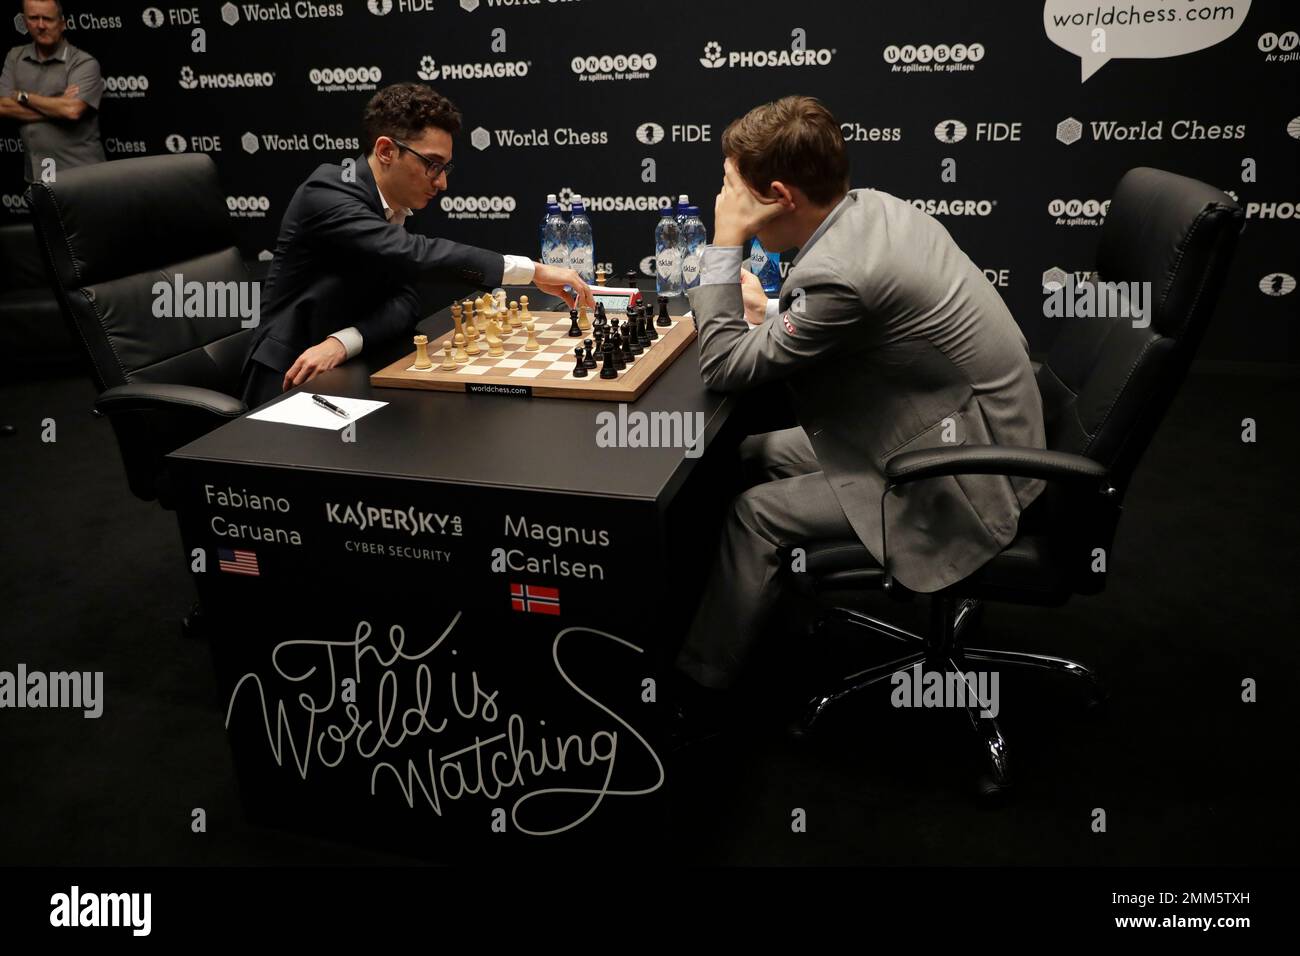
top-left (627, 319), bottom-right (644, 355)
top-left (568, 309), bottom-right (582, 337)
top-left (613, 336), bottom-right (627, 370)
top-left (656, 295), bottom-right (672, 327)
top-left (600, 341), bottom-right (618, 379)
top-left (624, 269), bottom-right (639, 289)
top-left (583, 338), bottom-right (597, 369)
top-left (636, 315), bottom-right (651, 348)
top-left (644, 306), bottom-right (659, 341)
top-left (572, 346), bottom-right (588, 377)
top-left (621, 331), bottom-right (635, 364)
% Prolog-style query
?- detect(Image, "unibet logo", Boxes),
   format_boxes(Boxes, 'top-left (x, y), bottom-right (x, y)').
top-left (1049, 198), bottom-right (1110, 225)
top-left (1288, 116), bottom-right (1300, 140)
top-left (1259, 273), bottom-right (1296, 296)
top-left (368, 0), bottom-right (393, 14)
top-left (165, 134), bottom-right (188, 153)
top-left (103, 76), bottom-right (150, 98)
top-left (222, 3), bottom-right (239, 25)
top-left (571, 53), bottom-right (657, 78)
top-left (883, 42), bottom-right (985, 73)
top-left (1057, 117), bottom-right (1084, 145)
top-left (1258, 31), bottom-right (1299, 60)
top-left (440, 195), bottom-right (517, 220)
top-left (226, 195), bottom-right (272, 217)
top-left (698, 38), bottom-right (835, 69)
top-left (310, 66), bottom-right (383, 88)
top-left (242, 132), bottom-right (259, 154)
top-left (636, 122), bottom-right (665, 145)
top-left (933, 119), bottom-right (967, 143)
top-left (142, 7), bottom-right (165, 27)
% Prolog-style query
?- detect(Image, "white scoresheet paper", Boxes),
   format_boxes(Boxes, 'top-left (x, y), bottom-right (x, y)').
top-left (246, 392), bottom-right (388, 431)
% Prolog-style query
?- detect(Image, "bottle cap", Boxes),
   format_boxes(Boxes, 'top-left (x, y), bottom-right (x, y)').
top-left (546, 193), bottom-right (557, 203)
top-left (678, 194), bottom-right (689, 203)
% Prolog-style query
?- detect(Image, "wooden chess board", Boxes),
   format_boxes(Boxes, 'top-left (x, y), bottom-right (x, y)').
top-left (370, 309), bottom-right (697, 401)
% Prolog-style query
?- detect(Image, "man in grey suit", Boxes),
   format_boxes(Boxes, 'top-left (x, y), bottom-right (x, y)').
top-left (674, 96), bottom-right (1045, 707)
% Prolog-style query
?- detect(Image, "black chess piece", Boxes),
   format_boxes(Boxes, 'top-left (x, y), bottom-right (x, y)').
top-left (572, 346), bottom-right (588, 377)
top-left (644, 306), bottom-right (659, 341)
top-left (600, 341), bottom-right (618, 379)
top-left (636, 315), bottom-right (651, 348)
top-left (656, 295), bottom-right (672, 327)
top-left (628, 321), bottom-right (644, 355)
top-left (625, 269), bottom-right (639, 289)
top-left (568, 309), bottom-right (582, 336)
top-left (595, 302), bottom-right (606, 323)
top-left (613, 336), bottom-right (627, 370)
top-left (582, 338), bottom-right (597, 369)
top-left (621, 331), bottom-right (635, 364)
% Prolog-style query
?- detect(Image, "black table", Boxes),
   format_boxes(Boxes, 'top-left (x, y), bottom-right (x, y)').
top-left (167, 292), bottom-right (744, 859)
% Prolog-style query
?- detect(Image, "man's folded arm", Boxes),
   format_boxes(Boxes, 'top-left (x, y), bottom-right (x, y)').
top-left (304, 191), bottom-right (505, 286)
top-left (689, 246), bottom-right (863, 392)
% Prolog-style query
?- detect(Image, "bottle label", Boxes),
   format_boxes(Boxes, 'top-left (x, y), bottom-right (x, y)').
top-left (682, 252), bottom-right (701, 287)
top-left (569, 247), bottom-right (594, 275)
top-left (542, 245), bottom-right (568, 267)
top-left (656, 248), bottom-right (682, 278)
top-left (749, 246), bottom-right (768, 274)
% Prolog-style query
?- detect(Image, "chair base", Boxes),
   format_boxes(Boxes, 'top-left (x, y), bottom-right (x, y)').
top-left (796, 598), bottom-right (1103, 799)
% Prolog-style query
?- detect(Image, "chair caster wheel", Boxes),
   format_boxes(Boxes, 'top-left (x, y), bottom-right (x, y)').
top-left (976, 773), bottom-right (1013, 805)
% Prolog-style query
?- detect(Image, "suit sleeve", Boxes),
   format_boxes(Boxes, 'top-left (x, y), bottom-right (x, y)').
top-left (688, 252), bottom-right (865, 392)
top-left (352, 282), bottom-right (421, 348)
top-left (301, 181), bottom-right (505, 287)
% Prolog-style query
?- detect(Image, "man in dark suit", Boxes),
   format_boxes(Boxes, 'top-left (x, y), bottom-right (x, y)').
top-left (240, 82), bottom-right (592, 408)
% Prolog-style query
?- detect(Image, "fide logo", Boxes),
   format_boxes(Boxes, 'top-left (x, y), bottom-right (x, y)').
top-left (227, 195), bottom-right (271, 219)
top-left (142, 7), bottom-right (165, 28)
top-left (934, 120), bottom-right (968, 143)
top-left (165, 134), bottom-right (188, 153)
top-left (636, 122), bottom-right (665, 145)
top-left (1259, 273), bottom-right (1296, 297)
top-left (1288, 116), bottom-right (1300, 140)
top-left (368, 0), bottom-right (393, 14)
top-left (440, 195), bottom-right (516, 221)
top-left (103, 76), bottom-right (150, 99)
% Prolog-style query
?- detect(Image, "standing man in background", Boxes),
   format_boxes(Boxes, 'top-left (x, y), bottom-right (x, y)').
top-left (0, 0), bottom-right (106, 183)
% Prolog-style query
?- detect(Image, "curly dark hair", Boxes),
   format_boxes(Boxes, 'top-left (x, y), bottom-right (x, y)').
top-left (362, 83), bottom-right (462, 155)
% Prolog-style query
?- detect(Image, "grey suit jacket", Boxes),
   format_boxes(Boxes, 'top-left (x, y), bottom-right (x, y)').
top-left (688, 188), bottom-right (1046, 593)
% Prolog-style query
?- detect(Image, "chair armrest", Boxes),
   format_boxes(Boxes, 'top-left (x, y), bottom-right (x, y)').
top-left (95, 383), bottom-right (246, 419)
top-left (884, 445), bottom-right (1110, 490)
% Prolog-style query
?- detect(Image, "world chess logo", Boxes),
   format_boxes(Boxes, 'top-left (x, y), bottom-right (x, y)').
top-left (257, 249), bottom-right (274, 262)
top-left (699, 41), bottom-right (725, 69)
top-left (178, 66), bottom-right (198, 90)
top-left (165, 134), bottom-right (188, 154)
top-left (1057, 117), bottom-right (1084, 145)
top-left (241, 132), bottom-right (259, 155)
top-left (470, 127), bottom-right (491, 151)
top-left (1041, 267), bottom-right (1070, 292)
top-left (635, 122), bottom-right (664, 145)
top-left (461, 0), bottom-right (480, 10)
top-left (1288, 116), bottom-right (1300, 140)
top-left (13, 12), bottom-right (27, 34)
top-left (142, 7), bottom-right (165, 28)
top-left (368, 0), bottom-right (393, 15)
top-left (418, 56), bottom-right (439, 80)
top-left (221, 3), bottom-right (240, 25)
top-left (1259, 273), bottom-right (1296, 297)
top-left (933, 119), bottom-right (968, 143)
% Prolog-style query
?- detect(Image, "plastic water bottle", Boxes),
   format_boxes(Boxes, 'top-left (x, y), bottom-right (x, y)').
top-left (675, 194), bottom-right (690, 226)
top-left (539, 193), bottom-right (559, 258)
top-left (749, 236), bottom-right (782, 294)
top-left (541, 199), bottom-right (569, 271)
top-left (654, 207), bottom-right (683, 297)
top-left (567, 197), bottom-right (595, 282)
top-left (680, 205), bottom-right (707, 291)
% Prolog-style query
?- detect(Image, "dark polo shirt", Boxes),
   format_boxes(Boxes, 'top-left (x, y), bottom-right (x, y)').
top-left (0, 39), bottom-right (105, 183)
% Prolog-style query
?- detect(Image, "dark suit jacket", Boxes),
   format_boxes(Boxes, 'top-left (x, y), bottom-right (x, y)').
top-left (243, 154), bottom-right (504, 376)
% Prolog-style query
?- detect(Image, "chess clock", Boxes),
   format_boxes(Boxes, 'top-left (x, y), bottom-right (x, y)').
top-left (589, 286), bottom-right (645, 314)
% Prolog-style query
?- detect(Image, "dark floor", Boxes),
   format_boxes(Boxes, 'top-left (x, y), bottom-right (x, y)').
top-left (1, 368), bottom-right (1297, 865)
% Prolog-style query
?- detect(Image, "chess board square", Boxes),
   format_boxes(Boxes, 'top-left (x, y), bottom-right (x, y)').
top-left (495, 359), bottom-right (527, 369)
top-left (507, 367), bottom-right (543, 378)
top-left (459, 365), bottom-right (491, 375)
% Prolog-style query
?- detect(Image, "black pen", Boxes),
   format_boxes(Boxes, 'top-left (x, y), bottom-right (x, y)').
top-left (311, 394), bottom-right (350, 419)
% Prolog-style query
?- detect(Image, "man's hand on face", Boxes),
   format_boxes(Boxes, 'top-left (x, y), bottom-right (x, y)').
top-left (283, 336), bottom-right (347, 392)
top-left (740, 268), bottom-right (768, 326)
top-left (532, 263), bottom-right (595, 311)
top-left (713, 156), bottom-right (785, 248)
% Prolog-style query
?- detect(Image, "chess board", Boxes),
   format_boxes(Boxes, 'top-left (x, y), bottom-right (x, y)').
top-left (370, 309), bottom-right (697, 401)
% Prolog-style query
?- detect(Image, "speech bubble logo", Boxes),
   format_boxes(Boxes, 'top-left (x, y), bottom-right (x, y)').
top-left (1044, 0), bottom-right (1251, 81)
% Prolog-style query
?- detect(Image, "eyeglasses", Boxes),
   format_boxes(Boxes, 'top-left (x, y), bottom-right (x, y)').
top-left (391, 138), bottom-right (454, 179)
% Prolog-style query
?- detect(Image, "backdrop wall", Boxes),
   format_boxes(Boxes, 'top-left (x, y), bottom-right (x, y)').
top-left (3, 0), bottom-right (1297, 361)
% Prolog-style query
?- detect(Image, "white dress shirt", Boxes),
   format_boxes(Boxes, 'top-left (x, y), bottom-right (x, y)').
top-left (327, 183), bottom-right (537, 359)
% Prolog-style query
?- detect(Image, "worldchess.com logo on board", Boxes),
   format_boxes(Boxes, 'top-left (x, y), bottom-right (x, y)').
top-left (698, 31), bottom-right (835, 69)
top-left (179, 65), bottom-right (275, 90)
top-left (417, 54), bottom-right (531, 81)
top-left (441, 195), bottom-right (516, 220)
top-left (227, 195), bottom-right (271, 219)
top-left (571, 52), bottom-right (656, 82)
top-left (102, 76), bottom-right (149, 100)
top-left (884, 42), bottom-right (985, 73)
top-left (309, 66), bottom-right (382, 93)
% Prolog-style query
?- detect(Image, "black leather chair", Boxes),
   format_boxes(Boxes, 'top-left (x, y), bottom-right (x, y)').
top-left (25, 154), bottom-right (253, 507)
top-left (787, 167), bottom-right (1244, 798)
top-left (0, 221), bottom-right (76, 374)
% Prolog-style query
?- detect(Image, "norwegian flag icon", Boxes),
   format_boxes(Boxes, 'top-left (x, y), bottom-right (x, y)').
top-left (510, 583), bottom-right (560, 615)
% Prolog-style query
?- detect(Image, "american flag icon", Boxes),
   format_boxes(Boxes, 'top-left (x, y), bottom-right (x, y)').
top-left (218, 548), bottom-right (260, 577)
top-left (510, 583), bottom-right (559, 615)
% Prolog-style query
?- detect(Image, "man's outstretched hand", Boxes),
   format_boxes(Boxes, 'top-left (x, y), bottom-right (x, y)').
top-left (532, 263), bottom-right (595, 311)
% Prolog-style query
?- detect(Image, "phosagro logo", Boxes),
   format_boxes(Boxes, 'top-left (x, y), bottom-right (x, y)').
top-left (884, 42), bottom-right (985, 74)
top-left (417, 54), bottom-right (530, 81)
top-left (571, 52), bottom-right (656, 82)
top-left (1049, 198), bottom-right (1110, 226)
top-left (179, 65), bottom-right (275, 90)
top-left (636, 122), bottom-right (664, 144)
top-left (227, 195), bottom-right (271, 219)
top-left (904, 198), bottom-right (997, 217)
top-left (698, 31), bottom-right (835, 70)
top-left (1259, 273), bottom-right (1296, 296)
top-left (309, 66), bottom-right (382, 93)
top-left (440, 195), bottom-right (516, 220)
top-left (103, 76), bottom-right (150, 99)
top-left (1242, 199), bottom-right (1300, 220)
top-left (1258, 30), bottom-right (1299, 62)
